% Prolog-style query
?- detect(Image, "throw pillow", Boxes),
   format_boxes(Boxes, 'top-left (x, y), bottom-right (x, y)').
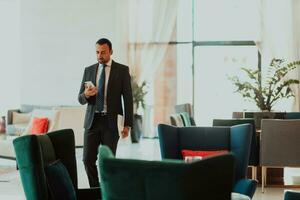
top-left (30, 117), bottom-right (49, 135)
top-left (6, 123), bottom-right (28, 136)
top-left (45, 160), bottom-right (77, 200)
top-left (181, 149), bottom-right (228, 160)
top-left (12, 112), bottom-right (31, 124)
top-left (170, 114), bottom-right (184, 127)
top-left (23, 109), bottom-right (58, 135)
top-left (180, 112), bottom-right (192, 126)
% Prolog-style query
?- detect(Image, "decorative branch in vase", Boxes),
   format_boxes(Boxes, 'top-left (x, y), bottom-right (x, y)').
top-left (131, 76), bottom-right (148, 114)
top-left (130, 76), bottom-right (148, 143)
top-left (229, 58), bottom-right (300, 112)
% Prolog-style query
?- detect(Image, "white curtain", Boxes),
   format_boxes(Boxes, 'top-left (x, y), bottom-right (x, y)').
top-left (115, 0), bottom-right (178, 137)
top-left (127, 0), bottom-right (178, 84)
top-left (257, 0), bottom-right (300, 111)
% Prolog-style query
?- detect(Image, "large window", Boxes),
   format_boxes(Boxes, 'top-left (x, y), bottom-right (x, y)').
top-left (128, 0), bottom-right (261, 133)
top-left (177, 0), bottom-right (260, 125)
top-left (194, 45), bottom-right (258, 125)
top-left (194, 0), bottom-right (259, 41)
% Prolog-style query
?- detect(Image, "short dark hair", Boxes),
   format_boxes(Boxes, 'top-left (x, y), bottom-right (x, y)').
top-left (96, 38), bottom-right (112, 50)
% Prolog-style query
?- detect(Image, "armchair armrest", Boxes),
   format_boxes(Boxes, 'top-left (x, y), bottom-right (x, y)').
top-left (284, 190), bottom-right (300, 200)
top-left (7, 109), bottom-right (21, 125)
top-left (233, 179), bottom-right (257, 199)
top-left (157, 124), bottom-right (180, 159)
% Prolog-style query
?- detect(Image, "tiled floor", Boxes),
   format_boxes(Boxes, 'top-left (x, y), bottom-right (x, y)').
top-left (0, 137), bottom-right (299, 200)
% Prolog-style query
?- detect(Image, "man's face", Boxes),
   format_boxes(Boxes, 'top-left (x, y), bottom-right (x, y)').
top-left (96, 43), bottom-right (112, 64)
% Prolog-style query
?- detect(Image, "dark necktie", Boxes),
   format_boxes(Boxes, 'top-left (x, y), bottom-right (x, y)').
top-left (96, 64), bottom-right (106, 112)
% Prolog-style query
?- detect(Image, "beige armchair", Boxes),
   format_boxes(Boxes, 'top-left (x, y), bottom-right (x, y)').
top-left (175, 103), bottom-right (193, 117)
top-left (260, 119), bottom-right (300, 192)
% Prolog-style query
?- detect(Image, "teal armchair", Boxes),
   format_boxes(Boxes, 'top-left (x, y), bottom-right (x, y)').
top-left (13, 129), bottom-right (101, 200)
top-left (285, 112), bottom-right (300, 119)
top-left (158, 124), bottom-right (257, 199)
top-left (98, 145), bottom-right (235, 200)
top-left (212, 119), bottom-right (259, 180)
top-left (284, 191), bottom-right (300, 200)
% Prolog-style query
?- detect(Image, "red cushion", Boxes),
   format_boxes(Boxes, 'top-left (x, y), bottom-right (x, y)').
top-left (30, 117), bottom-right (49, 135)
top-left (181, 149), bottom-right (228, 160)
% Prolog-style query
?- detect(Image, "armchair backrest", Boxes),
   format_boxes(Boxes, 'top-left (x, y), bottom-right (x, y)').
top-left (157, 124), bottom-right (251, 183)
top-left (98, 145), bottom-right (235, 200)
top-left (244, 112), bottom-right (285, 129)
top-left (175, 103), bottom-right (193, 117)
top-left (13, 129), bottom-right (78, 200)
top-left (261, 119), bottom-right (300, 167)
top-left (212, 119), bottom-right (258, 166)
top-left (158, 125), bottom-right (230, 159)
top-left (285, 112), bottom-right (300, 119)
top-left (157, 124), bottom-right (257, 198)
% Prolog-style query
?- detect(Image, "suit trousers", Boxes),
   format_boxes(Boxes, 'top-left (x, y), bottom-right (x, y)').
top-left (83, 113), bottom-right (119, 187)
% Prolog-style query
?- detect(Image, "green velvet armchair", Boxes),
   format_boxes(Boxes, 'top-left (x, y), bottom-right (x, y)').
top-left (13, 129), bottom-right (101, 200)
top-left (98, 145), bottom-right (235, 200)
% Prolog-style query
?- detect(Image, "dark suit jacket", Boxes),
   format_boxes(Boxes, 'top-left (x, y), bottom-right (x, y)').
top-left (78, 60), bottom-right (133, 132)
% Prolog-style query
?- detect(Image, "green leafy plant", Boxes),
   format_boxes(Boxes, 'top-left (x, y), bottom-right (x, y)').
top-left (131, 76), bottom-right (148, 112)
top-left (229, 58), bottom-right (300, 111)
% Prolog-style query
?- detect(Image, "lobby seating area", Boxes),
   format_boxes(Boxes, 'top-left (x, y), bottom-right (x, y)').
top-left (4, 100), bottom-right (300, 199)
top-left (2, 1), bottom-right (300, 200)
top-left (0, 105), bottom-right (85, 159)
top-left (0, 132), bottom-right (299, 199)
top-left (13, 129), bottom-right (257, 200)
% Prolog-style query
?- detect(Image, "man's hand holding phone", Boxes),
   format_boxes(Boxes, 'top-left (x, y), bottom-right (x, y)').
top-left (84, 81), bottom-right (97, 98)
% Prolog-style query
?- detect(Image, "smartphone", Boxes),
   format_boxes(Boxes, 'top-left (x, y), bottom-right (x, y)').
top-left (84, 81), bottom-right (95, 88)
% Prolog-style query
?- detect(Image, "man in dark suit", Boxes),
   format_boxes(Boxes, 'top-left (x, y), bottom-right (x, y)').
top-left (78, 38), bottom-right (133, 187)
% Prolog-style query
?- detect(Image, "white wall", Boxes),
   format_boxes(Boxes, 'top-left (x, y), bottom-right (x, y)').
top-left (19, 0), bottom-right (124, 106)
top-left (0, 0), bottom-right (20, 116)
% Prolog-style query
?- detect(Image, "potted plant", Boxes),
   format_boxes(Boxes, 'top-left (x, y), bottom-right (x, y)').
top-left (230, 58), bottom-right (300, 111)
top-left (131, 77), bottom-right (148, 143)
top-left (229, 58), bottom-right (300, 128)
